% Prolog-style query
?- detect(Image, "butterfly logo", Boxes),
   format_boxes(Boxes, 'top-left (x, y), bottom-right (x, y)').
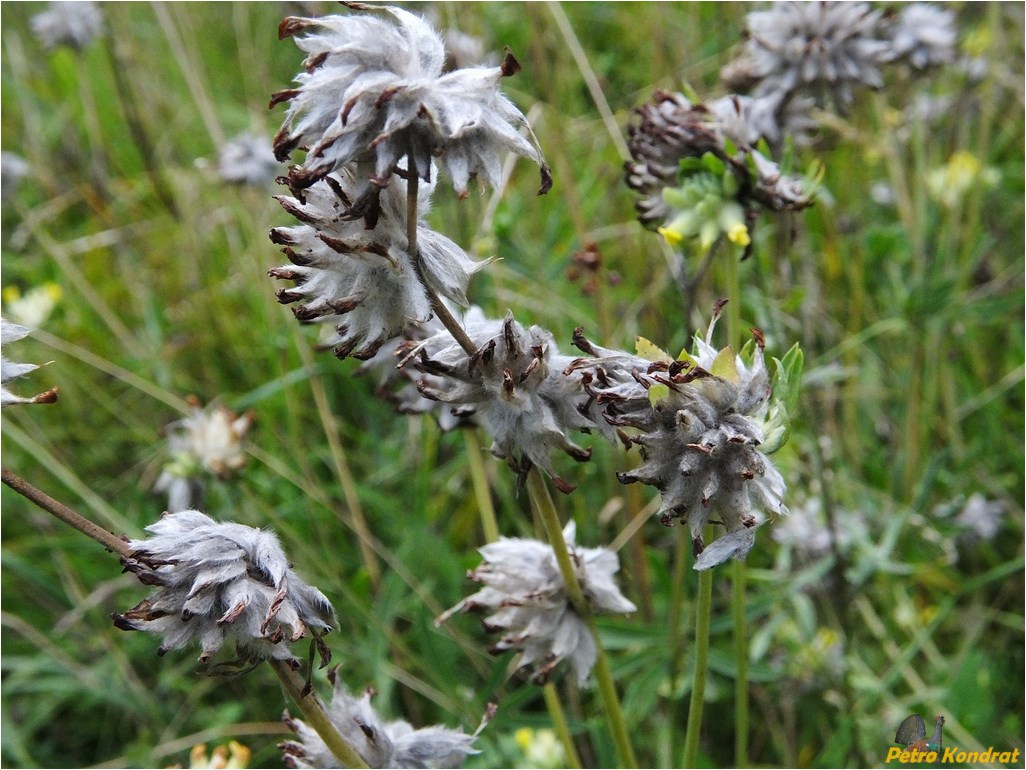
top-left (895, 714), bottom-right (945, 752)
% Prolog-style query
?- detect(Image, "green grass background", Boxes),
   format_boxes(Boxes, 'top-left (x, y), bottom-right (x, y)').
top-left (1, 2), bottom-right (1023, 767)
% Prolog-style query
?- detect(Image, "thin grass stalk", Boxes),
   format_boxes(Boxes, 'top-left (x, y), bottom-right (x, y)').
top-left (542, 682), bottom-right (583, 769)
top-left (525, 469), bottom-right (638, 769)
top-left (271, 660), bottom-right (370, 769)
top-left (463, 429), bottom-right (500, 544)
top-left (296, 341), bottom-right (382, 593)
top-left (681, 541), bottom-right (713, 768)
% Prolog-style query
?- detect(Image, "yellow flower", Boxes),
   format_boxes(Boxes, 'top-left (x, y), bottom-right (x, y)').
top-left (515, 727), bottom-right (565, 769)
top-left (726, 222), bottom-right (751, 247)
top-left (657, 225), bottom-right (684, 247)
top-left (1, 283), bottom-right (62, 328)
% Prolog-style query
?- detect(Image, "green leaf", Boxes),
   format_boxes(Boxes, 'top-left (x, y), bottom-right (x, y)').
top-left (710, 346), bottom-right (739, 382)
top-left (772, 343), bottom-right (804, 417)
top-left (636, 335), bottom-right (670, 362)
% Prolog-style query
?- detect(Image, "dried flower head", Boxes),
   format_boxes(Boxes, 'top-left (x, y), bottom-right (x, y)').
top-left (114, 511), bottom-right (336, 671)
top-left (31, 0), bottom-right (103, 51)
top-left (885, 4), bottom-right (957, 70)
top-left (155, 398), bottom-right (254, 512)
top-left (728, 2), bottom-right (890, 113)
top-left (269, 167), bottom-right (482, 360)
top-left (573, 305), bottom-right (797, 569)
top-left (218, 132), bottom-right (281, 186)
top-left (401, 311), bottom-right (593, 492)
top-left (281, 669), bottom-right (481, 769)
top-left (1, 318), bottom-right (58, 407)
top-left (437, 522), bottom-right (636, 685)
top-left (271, 4), bottom-right (550, 199)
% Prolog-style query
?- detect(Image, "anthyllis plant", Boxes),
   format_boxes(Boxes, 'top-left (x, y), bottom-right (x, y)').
top-left (1, 1), bottom-right (983, 768)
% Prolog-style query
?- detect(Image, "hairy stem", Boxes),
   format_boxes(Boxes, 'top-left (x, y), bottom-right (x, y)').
top-left (2, 468), bottom-right (130, 557)
top-left (667, 526), bottom-right (689, 761)
top-left (526, 469), bottom-right (638, 769)
top-left (682, 533), bottom-right (713, 768)
top-left (405, 153), bottom-right (477, 357)
top-left (272, 660), bottom-right (369, 769)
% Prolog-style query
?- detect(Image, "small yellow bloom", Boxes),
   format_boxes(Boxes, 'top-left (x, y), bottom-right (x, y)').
top-left (726, 223), bottom-right (751, 247)
top-left (657, 226), bottom-right (684, 247)
top-left (1, 282), bottom-right (62, 328)
top-left (515, 727), bottom-right (565, 768)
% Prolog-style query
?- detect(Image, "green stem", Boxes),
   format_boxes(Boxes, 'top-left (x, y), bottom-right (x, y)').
top-left (667, 526), bottom-right (689, 761)
top-left (525, 470), bottom-right (638, 768)
top-left (272, 660), bottom-right (369, 769)
top-left (682, 547), bottom-right (713, 768)
top-left (723, 240), bottom-right (748, 768)
top-left (732, 560), bottom-right (749, 767)
top-left (463, 430), bottom-right (500, 544)
top-left (543, 683), bottom-right (583, 769)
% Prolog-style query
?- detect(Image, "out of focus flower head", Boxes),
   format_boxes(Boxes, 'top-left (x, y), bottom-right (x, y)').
top-left (437, 522), bottom-right (636, 685)
top-left (218, 132), bottom-right (281, 187)
top-left (925, 150), bottom-right (999, 209)
top-left (884, 3), bottom-right (957, 70)
top-left (1, 317), bottom-right (58, 407)
top-left (154, 398), bottom-right (254, 513)
top-left (281, 669), bottom-right (483, 768)
top-left (626, 90), bottom-right (816, 255)
top-left (724, 2), bottom-right (890, 113)
top-left (270, 3), bottom-right (550, 202)
top-left (183, 741), bottom-right (251, 769)
top-left (2, 283), bottom-right (62, 329)
top-left (31, 1), bottom-right (103, 51)
top-left (1, 152), bottom-right (31, 203)
top-left (114, 510), bottom-right (336, 672)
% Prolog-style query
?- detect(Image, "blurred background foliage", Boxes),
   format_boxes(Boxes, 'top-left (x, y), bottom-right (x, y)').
top-left (1, 2), bottom-right (1023, 767)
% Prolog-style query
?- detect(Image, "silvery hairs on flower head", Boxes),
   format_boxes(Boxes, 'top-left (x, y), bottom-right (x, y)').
top-left (282, 668), bottom-right (482, 769)
top-left (114, 511), bottom-right (336, 673)
top-left (437, 522), bottom-right (636, 686)
top-left (572, 305), bottom-right (788, 570)
top-left (1, 318), bottom-right (58, 407)
top-left (269, 166), bottom-right (484, 360)
top-left (400, 310), bottom-right (596, 493)
top-left (270, 3), bottom-right (551, 201)
top-left (218, 132), bottom-right (282, 187)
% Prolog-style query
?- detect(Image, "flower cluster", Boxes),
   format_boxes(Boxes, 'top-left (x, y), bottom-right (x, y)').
top-left (438, 523), bottom-right (635, 684)
top-left (569, 304), bottom-right (798, 570)
top-left (1, 318), bottom-right (58, 408)
top-left (281, 669), bottom-right (480, 769)
top-left (270, 4), bottom-right (550, 199)
top-left (625, 90), bottom-right (815, 250)
top-left (154, 399), bottom-right (254, 513)
top-left (400, 310), bottom-right (593, 492)
top-left (114, 511), bottom-right (336, 671)
top-left (269, 168), bottom-right (482, 360)
top-left (218, 132), bottom-right (281, 187)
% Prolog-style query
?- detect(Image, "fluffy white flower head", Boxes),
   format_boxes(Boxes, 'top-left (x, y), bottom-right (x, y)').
top-left (1, 317), bottom-right (58, 407)
top-left (269, 168), bottom-right (483, 360)
top-left (218, 132), bottom-right (281, 186)
top-left (114, 511), bottom-right (336, 671)
top-left (31, 1), bottom-right (103, 50)
top-left (438, 522), bottom-right (636, 685)
top-left (282, 670), bottom-right (480, 769)
top-left (271, 4), bottom-right (550, 199)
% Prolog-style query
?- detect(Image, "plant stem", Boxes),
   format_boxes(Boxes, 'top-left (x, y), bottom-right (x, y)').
top-left (271, 660), bottom-right (369, 769)
top-left (667, 525), bottom-right (689, 761)
top-left (543, 682), bottom-right (583, 769)
top-left (525, 469), bottom-right (638, 769)
top-left (464, 429), bottom-right (500, 544)
top-left (722, 250), bottom-right (748, 768)
top-left (2, 468), bottom-right (131, 557)
top-left (682, 531), bottom-right (713, 768)
top-left (405, 153), bottom-right (477, 357)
